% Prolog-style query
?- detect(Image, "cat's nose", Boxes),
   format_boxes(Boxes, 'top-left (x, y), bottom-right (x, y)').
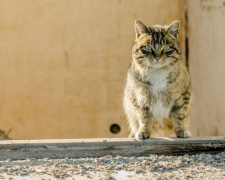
top-left (155, 56), bottom-right (161, 60)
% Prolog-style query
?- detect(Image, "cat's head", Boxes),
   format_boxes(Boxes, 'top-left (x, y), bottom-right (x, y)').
top-left (132, 20), bottom-right (181, 70)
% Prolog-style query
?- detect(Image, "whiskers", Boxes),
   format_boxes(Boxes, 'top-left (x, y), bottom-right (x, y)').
top-left (139, 61), bottom-right (151, 78)
top-left (138, 57), bottom-right (179, 73)
top-left (141, 61), bottom-right (151, 71)
top-left (164, 60), bottom-right (179, 70)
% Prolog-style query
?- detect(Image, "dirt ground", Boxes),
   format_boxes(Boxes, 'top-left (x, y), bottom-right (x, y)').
top-left (0, 152), bottom-right (224, 180)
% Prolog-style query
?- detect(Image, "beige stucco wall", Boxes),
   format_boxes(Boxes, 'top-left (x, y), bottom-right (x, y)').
top-left (187, 0), bottom-right (225, 137)
top-left (0, 0), bottom-right (185, 139)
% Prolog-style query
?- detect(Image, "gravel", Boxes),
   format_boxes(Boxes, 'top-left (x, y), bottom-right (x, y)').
top-left (0, 152), bottom-right (225, 180)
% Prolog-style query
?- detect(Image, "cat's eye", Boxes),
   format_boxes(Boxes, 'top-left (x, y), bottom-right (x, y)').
top-left (144, 46), bottom-right (151, 51)
top-left (164, 46), bottom-right (172, 52)
top-left (164, 47), bottom-right (175, 54)
top-left (141, 46), bottom-right (152, 53)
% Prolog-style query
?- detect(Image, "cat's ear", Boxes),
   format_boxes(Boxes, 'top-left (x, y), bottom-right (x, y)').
top-left (166, 20), bottom-right (180, 38)
top-left (134, 20), bottom-right (148, 38)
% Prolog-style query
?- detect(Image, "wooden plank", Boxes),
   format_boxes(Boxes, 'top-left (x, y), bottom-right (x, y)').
top-left (0, 137), bottom-right (224, 160)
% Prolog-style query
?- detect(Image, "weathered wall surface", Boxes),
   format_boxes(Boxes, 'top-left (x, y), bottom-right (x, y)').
top-left (0, 0), bottom-right (185, 139)
top-left (187, 0), bottom-right (225, 136)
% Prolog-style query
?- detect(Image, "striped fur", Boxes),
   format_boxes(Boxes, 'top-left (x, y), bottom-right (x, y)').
top-left (123, 20), bottom-right (192, 139)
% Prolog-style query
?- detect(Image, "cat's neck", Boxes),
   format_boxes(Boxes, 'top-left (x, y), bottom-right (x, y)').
top-left (130, 60), bottom-right (180, 82)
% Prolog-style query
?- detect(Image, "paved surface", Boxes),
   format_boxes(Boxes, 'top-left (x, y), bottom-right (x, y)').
top-left (0, 152), bottom-right (225, 179)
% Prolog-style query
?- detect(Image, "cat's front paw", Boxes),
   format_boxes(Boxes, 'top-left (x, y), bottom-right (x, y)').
top-left (176, 130), bottom-right (191, 138)
top-left (135, 131), bottom-right (150, 140)
top-left (129, 132), bottom-right (135, 138)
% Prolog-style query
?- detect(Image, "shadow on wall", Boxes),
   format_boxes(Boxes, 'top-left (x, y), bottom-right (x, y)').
top-left (0, 129), bottom-right (11, 140)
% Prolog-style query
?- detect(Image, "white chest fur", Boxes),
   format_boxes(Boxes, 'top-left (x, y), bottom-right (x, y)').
top-left (145, 69), bottom-right (170, 95)
top-left (152, 99), bottom-right (171, 118)
top-left (145, 69), bottom-right (172, 118)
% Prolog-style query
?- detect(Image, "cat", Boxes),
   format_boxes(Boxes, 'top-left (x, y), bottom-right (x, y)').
top-left (123, 20), bottom-right (192, 140)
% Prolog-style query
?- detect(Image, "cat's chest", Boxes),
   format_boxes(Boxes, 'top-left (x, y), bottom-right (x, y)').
top-left (145, 69), bottom-right (170, 95)
top-left (145, 69), bottom-right (172, 118)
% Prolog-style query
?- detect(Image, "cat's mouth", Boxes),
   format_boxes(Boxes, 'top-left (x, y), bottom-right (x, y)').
top-left (152, 63), bottom-right (163, 69)
top-left (152, 59), bottom-right (163, 67)
top-left (153, 58), bottom-right (161, 64)
top-left (151, 59), bottom-right (166, 69)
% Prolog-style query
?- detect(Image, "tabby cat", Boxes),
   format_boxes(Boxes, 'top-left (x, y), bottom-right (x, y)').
top-left (123, 20), bottom-right (192, 139)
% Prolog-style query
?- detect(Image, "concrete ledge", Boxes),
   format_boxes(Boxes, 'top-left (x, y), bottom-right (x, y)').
top-left (0, 136), bottom-right (224, 160)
